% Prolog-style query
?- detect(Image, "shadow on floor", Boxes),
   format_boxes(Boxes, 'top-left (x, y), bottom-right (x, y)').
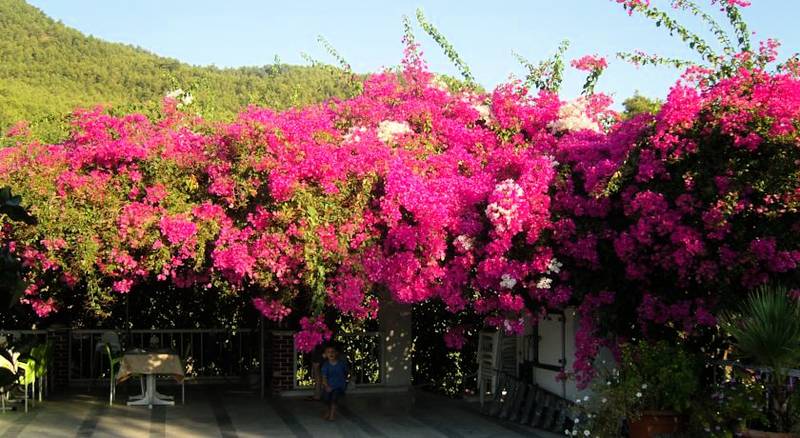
top-left (0, 384), bottom-right (560, 437)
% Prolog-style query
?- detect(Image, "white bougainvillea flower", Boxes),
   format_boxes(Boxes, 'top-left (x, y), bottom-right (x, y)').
top-left (377, 120), bottom-right (412, 143)
top-left (548, 97), bottom-right (601, 133)
top-left (500, 274), bottom-right (517, 289)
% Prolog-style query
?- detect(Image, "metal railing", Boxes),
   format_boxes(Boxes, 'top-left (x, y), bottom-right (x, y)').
top-left (293, 331), bottom-right (384, 389)
top-left (0, 330), bottom-right (49, 350)
top-left (712, 360), bottom-right (800, 380)
top-left (68, 328), bottom-right (260, 384)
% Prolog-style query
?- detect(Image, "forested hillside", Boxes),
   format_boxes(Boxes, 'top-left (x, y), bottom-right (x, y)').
top-left (0, 0), bottom-right (353, 133)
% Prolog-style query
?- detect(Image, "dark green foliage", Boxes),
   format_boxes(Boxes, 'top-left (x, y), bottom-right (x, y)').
top-left (0, 187), bottom-right (34, 313)
top-left (0, 0), bottom-right (354, 133)
top-left (411, 300), bottom-right (480, 397)
top-left (573, 341), bottom-right (701, 437)
top-left (722, 285), bottom-right (800, 432)
top-left (623, 341), bottom-right (700, 413)
top-left (688, 379), bottom-right (767, 437)
top-left (722, 285), bottom-right (800, 372)
top-left (0, 187), bottom-right (34, 225)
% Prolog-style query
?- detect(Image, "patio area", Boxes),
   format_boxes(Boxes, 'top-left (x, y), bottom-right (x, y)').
top-left (0, 385), bottom-right (560, 438)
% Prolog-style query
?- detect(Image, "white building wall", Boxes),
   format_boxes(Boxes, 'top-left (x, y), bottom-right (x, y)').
top-left (530, 308), bottom-right (614, 401)
top-left (533, 310), bottom-right (576, 399)
top-left (481, 307), bottom-right (614, 402)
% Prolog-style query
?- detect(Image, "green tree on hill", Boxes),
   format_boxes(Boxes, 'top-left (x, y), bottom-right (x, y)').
top-left (621, 92), bottom-right (662, 119)
top-left (0, 0), bottom-right (356, 137)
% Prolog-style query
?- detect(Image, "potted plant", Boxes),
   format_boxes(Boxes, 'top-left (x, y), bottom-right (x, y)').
top-left (722, 285), bottom-right (800, 437)
top-left (568, 340), bottom-right (700, 437)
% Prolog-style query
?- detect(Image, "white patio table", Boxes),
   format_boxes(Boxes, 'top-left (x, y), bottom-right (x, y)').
top-left (116, 352), bottom-right (184, 408)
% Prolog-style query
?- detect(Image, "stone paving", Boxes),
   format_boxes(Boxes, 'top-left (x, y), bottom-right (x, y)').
top-left (0, 385), bottom-right (561, 437)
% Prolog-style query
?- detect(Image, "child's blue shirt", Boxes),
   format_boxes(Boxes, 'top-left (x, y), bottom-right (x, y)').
top-left (322, 359), bottom-right (347, 390)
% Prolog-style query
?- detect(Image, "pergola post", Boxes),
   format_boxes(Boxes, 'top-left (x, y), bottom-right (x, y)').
top-left (260, 315), bottom-right (265, 399)
top-left (377, 293), bottom-right (412, 389)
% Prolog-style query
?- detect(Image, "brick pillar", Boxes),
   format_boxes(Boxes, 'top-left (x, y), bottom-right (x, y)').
top-left (267, 330), bottom-right (295, 394)
top-left (47, 328), bottom-right (70, 388)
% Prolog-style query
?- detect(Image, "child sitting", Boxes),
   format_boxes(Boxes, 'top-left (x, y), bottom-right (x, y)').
top-left (321, 344), bottom-right (348, 421)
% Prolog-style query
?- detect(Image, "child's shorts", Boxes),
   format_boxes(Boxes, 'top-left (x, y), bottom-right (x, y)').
top-left (323, 388), bottom-right (345, 404)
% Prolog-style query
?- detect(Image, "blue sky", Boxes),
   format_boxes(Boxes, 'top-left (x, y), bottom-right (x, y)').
top-left (27, 0), bottom-right (800, 103)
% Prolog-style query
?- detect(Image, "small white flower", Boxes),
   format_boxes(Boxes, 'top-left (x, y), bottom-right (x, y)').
top-left (584, 431), bottom-right (590, 437)
top-left (583, 396), bottom-right (589, 401)
top-left (165, 88), bottom-right (193, 107)
top-left (641, 384), bottom-right (648, 389)
top-left (500, 274), bottom-right (517, 289)
top-left (455, 235), bottom-right (474, 251)
top-left (547, 258), bottom-right (562, 274)
top-left (473, 103), bottom-right (491, 121)
top-left (377, 120), bottom-right (412, 143)
top-left (548, 97), bottom-right (601, 134)
top-left (601, 397), bottom-right (607, 404)
top-left (536, 277), bottom-right (553, 289)
top-left (342, 126), bottom-right (368, 143)
top-left (636, 392), bottom-right (642, 398)
top-left (485, 179), bottom-right (525, 233)
top-left (542, 154), bottom-right (559, 169)
top-left (429, 75), bottom-right (450, 92)
top-left (166, 88), bottom-right (184, 99)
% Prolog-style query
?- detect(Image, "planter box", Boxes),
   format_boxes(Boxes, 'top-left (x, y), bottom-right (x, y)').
top-left (628, 411), bottom-right (683, 438)
top-left (742, 430), bottom-right (799, 438)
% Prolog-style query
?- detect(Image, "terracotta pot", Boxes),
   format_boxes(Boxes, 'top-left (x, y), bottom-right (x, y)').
top-left (741, 430), bottom-right (799, 438)
top-left (628, 411), bottom-right (683, 438)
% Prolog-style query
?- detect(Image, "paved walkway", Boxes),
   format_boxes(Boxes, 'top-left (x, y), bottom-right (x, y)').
top-left (0, 385), bottom-right (559, 437)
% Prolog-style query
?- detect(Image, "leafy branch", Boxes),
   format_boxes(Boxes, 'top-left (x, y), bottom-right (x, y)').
top-left (629, 2), bottom-right (719, 66)
top-left (672, 0), bottom-right (735, 55)
top-left (301, 36), bottom-right (362, 96)
top-left (513, 39), bottom-right (570, 93)
top-left (317, 35), bottom-right (352, 73)
top-left (722, 3), bottom-right (751, 53)
top-left (415, 8), bottom-right (476, 86)
top-left (616, 51), bottom-right (695, 69)
top-left (615, 0), bottom-right (758, 81)
top-left (402, 14), bottom-right (416, 46)
top-left (581, 65), bottom-right (604, 96)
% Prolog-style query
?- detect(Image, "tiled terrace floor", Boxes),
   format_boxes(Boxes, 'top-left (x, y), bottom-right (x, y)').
top-left (0, 385), bottom-right (561, 437)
